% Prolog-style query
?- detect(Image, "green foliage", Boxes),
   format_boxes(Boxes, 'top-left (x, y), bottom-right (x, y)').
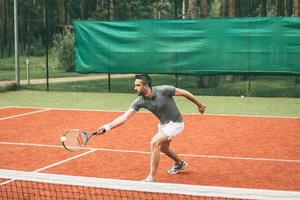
top-left (30, 37), bottom-right (45, 57)
top-left (52, 29), bottom-right (75, 72)
top-left (209, 0), bottom-right (221, 17)
top-left (0, 83), bottom-right (20, 93)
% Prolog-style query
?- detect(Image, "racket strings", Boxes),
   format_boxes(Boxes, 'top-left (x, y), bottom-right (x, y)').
top-left (63, 129), bottom-right (87, 151)
top-left (77, 133), bottom-right (86, 146)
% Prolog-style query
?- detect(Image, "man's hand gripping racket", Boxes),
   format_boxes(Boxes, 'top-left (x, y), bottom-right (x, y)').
top-left (61, 125), bottom-right (110, 151)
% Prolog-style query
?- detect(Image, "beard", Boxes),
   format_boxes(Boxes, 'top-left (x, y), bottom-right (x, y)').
top-left (136, 89), bottom-right (146, 96)
top-left (136, 90), bottom-right (145, 96)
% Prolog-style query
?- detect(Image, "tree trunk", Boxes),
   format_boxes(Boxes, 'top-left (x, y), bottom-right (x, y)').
top-left (260, 0), bottom-right (267, 16)
top-left (284, 0), bottom-right (293, 16)
top-left (26, 19), bottom-right (32, 55)
top-left (80, 0), bottom-right (85, 19)
top-left (220, 0), bottom-right (228, 17)
top-left (195, 0), bottom-right (220, 88)
top-left (188, 0), bottom-right (197, 18)
top-left (19, 3), bottom-right (24, 52)
top-left (226, 0), bottom-right (241, 82)
top-left (2, 0), bottom-right (8, 56)
top-left (0, 0), bottom-right (3, 56)
top-left (294, 0), bottom-right (300, 83)
top-left (199, 0), bottom-right (208, 17)
top-left (276, 0), bottom-right (284, 16)
top-left (96, 0), bottom-right (103, 13)
top-left (295, 0), bottom-right (300, 16)
top-left (65, 0), bottom-right (71, 25)
top-left (127, 0), bottom-right (133, 19)
top-left (59, 0), bottom-right (65, 25)
top-left (229, 0), bottom-right (237, 16)
top-left (40, 0), bottom-right (45, 26)
top-left (109, 0), bottom-right (114, 20)
top-left (220, 0), bottom-right (234, 82)
top-left (6, 0), bottom-right (12, 57)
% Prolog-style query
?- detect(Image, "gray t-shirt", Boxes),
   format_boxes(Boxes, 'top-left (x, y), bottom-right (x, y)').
top-left (130, 85), bottom-right (183, 124)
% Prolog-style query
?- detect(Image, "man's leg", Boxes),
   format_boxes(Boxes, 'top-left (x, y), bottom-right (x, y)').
top-left (148, 133), bottom-right (169, 179)
top-left (145, 122), bottom-right (185, 181)
top-left (160, 140), bottom-right (187, 174)
top-left (160, 140), bottom-right (182, 164)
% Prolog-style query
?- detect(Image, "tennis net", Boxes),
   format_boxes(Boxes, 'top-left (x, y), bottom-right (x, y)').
top-left (0, 169), bottom-right (299, 200)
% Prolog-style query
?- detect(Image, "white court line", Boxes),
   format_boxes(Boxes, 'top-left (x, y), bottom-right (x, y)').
top-left (33, 149), bottom-right (97, 173)
top-left (0, 108), bottom-right (51, 121)
top-left (0, 106), bottom-right (14, 110)
top-left (6, 105), bottom-right (300, 119)
top-left (0, 149), bottom-right (96, 186)
top-left (0, 141), bottom-right (300, 164)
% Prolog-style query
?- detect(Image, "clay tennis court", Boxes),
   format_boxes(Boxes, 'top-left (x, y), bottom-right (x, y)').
top-left (0, 106), bottom-right (299, 199)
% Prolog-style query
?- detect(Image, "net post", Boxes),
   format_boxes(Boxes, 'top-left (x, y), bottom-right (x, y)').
top-left (45, 0), bottom-right (49, 91)
top-left (14, 0), bottom-right (20, 86)
top-left (247, 74), bottom-right (251, 96)
top-left (108, 73), bottom-right (111, 92)
top-left (26, 58), bottom-right (30, 85)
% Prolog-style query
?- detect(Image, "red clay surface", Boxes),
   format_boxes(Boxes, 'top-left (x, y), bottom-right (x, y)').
top-left (0, 107), bottom-right (299, 191)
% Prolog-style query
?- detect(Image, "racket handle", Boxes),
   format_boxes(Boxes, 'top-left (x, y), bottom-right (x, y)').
top-left (92, 131), bottom-right (98, 135)
top-left (95, 128), bottom-right (106, 135)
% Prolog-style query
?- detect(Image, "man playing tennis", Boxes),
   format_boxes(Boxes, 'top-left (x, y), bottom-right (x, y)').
top-left (97, 74), bottom-right (206, 182)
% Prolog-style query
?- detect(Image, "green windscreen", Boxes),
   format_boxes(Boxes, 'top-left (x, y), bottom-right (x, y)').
top-left (74, 17), bottom-right (300, 75)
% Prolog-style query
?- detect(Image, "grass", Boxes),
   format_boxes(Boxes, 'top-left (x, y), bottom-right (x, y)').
top-left (0, 90), bottom-right (299, 117)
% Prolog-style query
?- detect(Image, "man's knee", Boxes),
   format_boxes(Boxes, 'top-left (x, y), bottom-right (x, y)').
top-left (160, 145), bottom-right (169, 154)
top-left (150, 133), bottom-right (169, 151)
top-left (151, 140), bottom-right (161, 151)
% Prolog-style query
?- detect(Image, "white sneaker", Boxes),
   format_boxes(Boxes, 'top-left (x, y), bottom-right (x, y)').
top-left (142, 175), bottom-right (155, 182)
top-left (167, 161), bottom-right (188, 174)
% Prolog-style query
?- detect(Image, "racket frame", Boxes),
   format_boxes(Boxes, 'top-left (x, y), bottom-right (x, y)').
top-left (61, 129), bottom-right (97, 151)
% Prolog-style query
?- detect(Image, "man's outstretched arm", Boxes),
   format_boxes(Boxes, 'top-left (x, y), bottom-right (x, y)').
top-left (97, 108), bottom-right (137, 134)
top-left (174, 88), bottom-right (206, 114)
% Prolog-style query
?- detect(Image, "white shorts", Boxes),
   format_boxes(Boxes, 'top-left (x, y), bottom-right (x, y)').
top-left (158, 121), bottom-right (184, 139)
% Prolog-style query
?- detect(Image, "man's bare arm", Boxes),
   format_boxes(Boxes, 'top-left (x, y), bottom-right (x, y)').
top-left (174, 88), bottom-right (206, 114)
top-left (97, 108), bottom-right (137, 134)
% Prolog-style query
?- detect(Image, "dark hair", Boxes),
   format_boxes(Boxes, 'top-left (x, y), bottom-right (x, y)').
top-left (135, 74), bottom-right (152, 87)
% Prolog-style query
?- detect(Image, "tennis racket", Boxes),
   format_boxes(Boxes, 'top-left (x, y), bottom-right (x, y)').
top-left (61, 129), bottom-right (97, 151)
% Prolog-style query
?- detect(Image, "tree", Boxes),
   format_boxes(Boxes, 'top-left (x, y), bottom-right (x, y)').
top-left (295, 0), bottom-right (300, 16)
top-left (58, 0), bottom-right (65, 25)
top-left (188, 0), bottom-right (197, 18)
top-left (52, 28), bottom-right (75, 72)
top-left (80, 0), bottom-right (85, 19)
top-left (220, 0), bottom-right (228, 17)
top-left (196, 0), bottom-right (220, 88)
top-left (285, 0), bottom-right (293, 16)
top-left (226, 0), bottom-right (241, 82)
top-left (0, 0), bottom-right (5, 56)
top-left (295, 0), bottom-right (300, 84)
top-left (200, 0), bottom-right (208, 17)
top-left (260, 0), bottom-right (267, 16)
top-left (276, 0), bottom-right (284, 16)
top-left (228, 0), bottom-right (240, 20)
top-left (109, 0), bottom-right (114, 20)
